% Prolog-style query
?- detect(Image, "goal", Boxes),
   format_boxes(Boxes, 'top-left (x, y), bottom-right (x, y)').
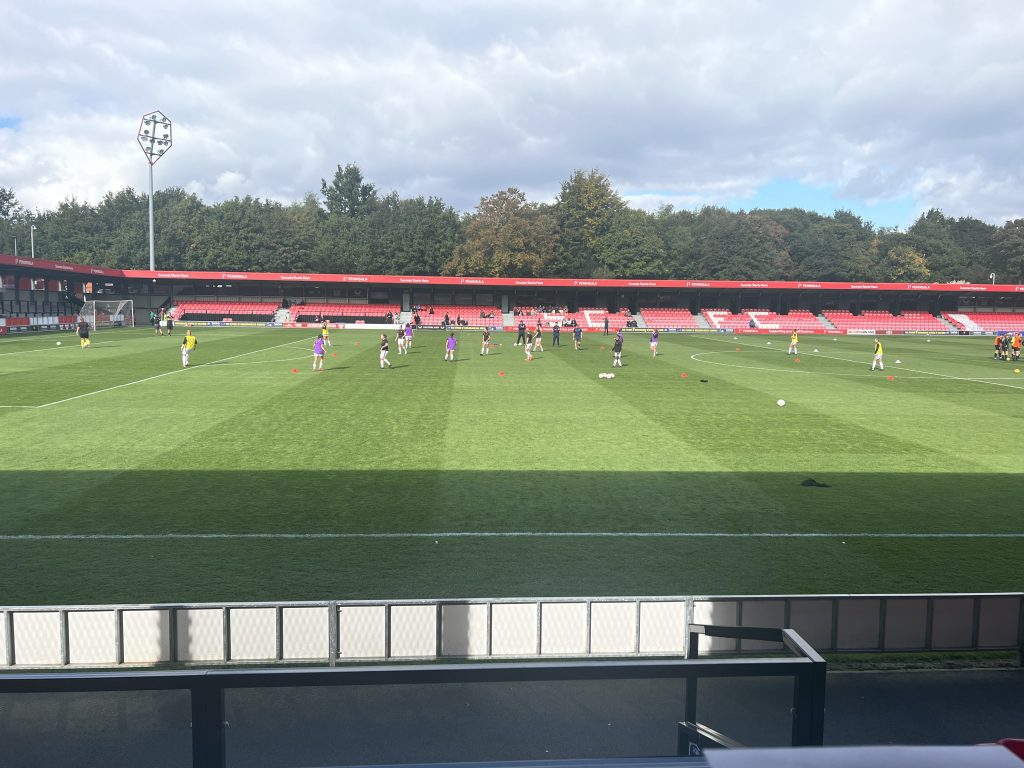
top-left (78, 300), bottom-right (135, 330)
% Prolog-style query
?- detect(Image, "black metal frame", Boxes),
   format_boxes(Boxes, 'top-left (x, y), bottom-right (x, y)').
top-left (0, 625), bottom-right (826, 768)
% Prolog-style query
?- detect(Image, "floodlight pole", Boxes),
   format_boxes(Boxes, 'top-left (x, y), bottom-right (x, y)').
top-left (148, 163), bottom-right (155, 270)
top-left (990, 272), bottom-right (996, 285)
top-left (137, 111), bottom-right (173, 271)
top-left (30, 225), bottom-right (36, 259)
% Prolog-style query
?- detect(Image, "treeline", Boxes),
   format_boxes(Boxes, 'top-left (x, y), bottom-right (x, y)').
top-left (1, 166), bottom-right (1023, 282)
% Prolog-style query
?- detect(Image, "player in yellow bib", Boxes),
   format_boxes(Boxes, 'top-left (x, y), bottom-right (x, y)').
top-left (871, 337), bottom-right (884, 370)
top-left (320, 322), bottom-right (332, 348)
top-left (180, 329), bottom-right (198, 368)
top-left (787, 330), bottom-right (799, 355)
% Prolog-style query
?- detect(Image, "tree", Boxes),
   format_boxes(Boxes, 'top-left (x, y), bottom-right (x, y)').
top-left (880, 244), bottom-right (931, 281)
top-left (551, 169), bottom-right (625, 276)
top-left (990, 220), bottom-right (1024, 283)
top-left (442, 188), bottom-right (556, 277)
top-left (903, 209), bottom-right (968, 281)
top-left (594, 207), bottom-right (667, 278)
top-left (321, 163), bottom-right (378, 217)
top-left (652, 205), bottom-right (698, 277)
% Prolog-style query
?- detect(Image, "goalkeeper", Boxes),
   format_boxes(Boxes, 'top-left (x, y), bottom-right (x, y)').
top-left (180, 329), bottom-right (198, 368)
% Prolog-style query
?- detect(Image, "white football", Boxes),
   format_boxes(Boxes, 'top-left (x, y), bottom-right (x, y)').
top-left (766, 341), bottom-right (771, 345)
top-left (609, 373), bottom-right (615, 379)
top-left (56, 341), bottom-right (62, 346)
top-left (895, 359), bottom-right (901, 364)
top-left (777, 399), bottom-right (786, 407)
top-left (813, 348), bottom-right (819, 353)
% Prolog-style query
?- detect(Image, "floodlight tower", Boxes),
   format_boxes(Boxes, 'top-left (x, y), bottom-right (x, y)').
top-left (137, 111), bottom-right (173, 270)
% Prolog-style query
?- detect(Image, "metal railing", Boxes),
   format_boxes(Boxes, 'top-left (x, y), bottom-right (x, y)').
top-left (0, 624), bottom-right (827, 768)
top-left (1, 593), bottom-right (1020, 669)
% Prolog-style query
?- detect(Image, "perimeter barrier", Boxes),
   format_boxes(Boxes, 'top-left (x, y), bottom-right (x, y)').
top-left (1, 593), bottom-right (1020, 669)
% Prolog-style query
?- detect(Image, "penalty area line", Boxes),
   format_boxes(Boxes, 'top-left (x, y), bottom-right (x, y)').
top-left (0, 532), bottom-right (1022, 541)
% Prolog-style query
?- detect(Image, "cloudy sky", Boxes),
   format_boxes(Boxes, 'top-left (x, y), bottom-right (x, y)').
top-left (2, 0), bottom-right (1023, 228)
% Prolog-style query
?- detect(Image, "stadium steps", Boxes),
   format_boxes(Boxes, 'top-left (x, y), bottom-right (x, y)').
top-left (937, 315), bottom-right (959, 332)
top-left (818, 313), bottom-right (837, 330)
top-left (946, 313), bottom-right (981, 332)
top-left (632, 313), bottom-right (648, 328)
top-left (503, 312), bottom-right (515, 327)
top-left (695, 313), bottom-right (712, 329)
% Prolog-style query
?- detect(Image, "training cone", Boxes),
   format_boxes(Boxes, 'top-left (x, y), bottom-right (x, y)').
top-left (793, 357), bottom-right (800, 362)
top-left (680, 372), bottom-right (688, 379)
top-left (498, 371), bottom-right (506, 377)
top-left (887, 375), bottom-right (894, 381)
top-left (332, 352), bottom-right (337, 357)
top-left (291, 368), bottom-right (298, 373)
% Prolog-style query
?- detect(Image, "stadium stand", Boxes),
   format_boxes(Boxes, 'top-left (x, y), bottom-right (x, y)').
top-left (824, 310), bottom-right (948, 332)
top-left (639, 308), bottom-right (701, 329)
top-left (579, 307), bottom-right (632, 330)
top-left (943, 312), bottom-right (1024, 333)
top-left (703, 308), bottom-right (829, 331)
top-left (512, 307), bottom-right (584, 328)
top-left (173, 301), bottom-right (280, 320)
top-left (742, 309), bottom-right (826, 331)
top-left (290, 303), bottom-right (400, 322)
top-left (416, 305), bottom-right (502, 327)
top-left (700, 308), bottom-right (745, 329)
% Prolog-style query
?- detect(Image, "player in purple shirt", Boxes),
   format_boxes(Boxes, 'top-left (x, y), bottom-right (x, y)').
top-left (444, 332), bottom-right (457, 362)
top-left (404, 323), bottom-right (414, 349)
top-left (312, 334), bottom-right (325, 371)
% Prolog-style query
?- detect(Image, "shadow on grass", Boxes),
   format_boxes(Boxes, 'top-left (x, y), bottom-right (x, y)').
top-left (1, 470), bottom-right (1021, 602)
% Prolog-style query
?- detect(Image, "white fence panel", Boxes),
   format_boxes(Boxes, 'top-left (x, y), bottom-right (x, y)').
top-left (638, 601), bottom-right (686, 654)
top-left (540, 602), bottom-right (588, 655)
top-left (68, 610), bottom-right (117, 665)
top-left (339, 605), bottom-right (385, 659)
top-left (441, 603), bottom-right (488, 657)
top-left (390, 605), bottom-right (437, 658)
top-left (177, 609), bottom-right (224, 662)
top-left (590, 602), bottom-right (637, 654)
top-left (283, 606), bottom-right (328, 660)
top-left (230, 608), bottom-right (276, 661)
top-left (12, 612), bottom-right (61, 666)
top-left (491, 603), bottom-right (538, 656)
top-left (122, 609), bottom-right (170, 664)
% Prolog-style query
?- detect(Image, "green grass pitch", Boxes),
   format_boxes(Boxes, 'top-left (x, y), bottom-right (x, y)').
top-left (1, 326), bottom-right (1021, 606)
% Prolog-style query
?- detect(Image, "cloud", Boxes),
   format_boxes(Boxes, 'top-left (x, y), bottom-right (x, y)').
top-left (1, 0), bottom-right (1023, 228)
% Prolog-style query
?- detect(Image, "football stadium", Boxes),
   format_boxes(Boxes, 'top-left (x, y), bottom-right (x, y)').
top-left (4, 4), bottom-right (1024, 762)
top-left (3, 259), bottom-right (1024, 766)
top-left (2, 265), bottom-right (1024, 606)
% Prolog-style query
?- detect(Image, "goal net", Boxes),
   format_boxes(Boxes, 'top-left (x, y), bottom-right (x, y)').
top-left (78, 300), bottom-right (135, 330)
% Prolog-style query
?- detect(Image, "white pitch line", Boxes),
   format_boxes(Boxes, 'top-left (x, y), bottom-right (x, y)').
top-left (0, 341), bottom-right (115, 356)
top-left (0, 531), bottom-right (1021, 541)
top-left (32, 339), bottom-right (304, 409)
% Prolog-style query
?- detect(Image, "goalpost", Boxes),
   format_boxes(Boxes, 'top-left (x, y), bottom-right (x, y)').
top-left (78, 300), bottom-right (135, 330)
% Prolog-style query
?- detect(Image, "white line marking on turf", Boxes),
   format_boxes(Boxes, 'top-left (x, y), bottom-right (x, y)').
top-left (0, 341), bottom-right (115, 356)
top-left (0, 532), bottom-right (1020, 541)
top-left (32, 339), bottom-right (304, 409)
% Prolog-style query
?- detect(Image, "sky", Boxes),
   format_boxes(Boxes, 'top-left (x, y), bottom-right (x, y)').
top-left (1, 0), bottom-right (1023, 230)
